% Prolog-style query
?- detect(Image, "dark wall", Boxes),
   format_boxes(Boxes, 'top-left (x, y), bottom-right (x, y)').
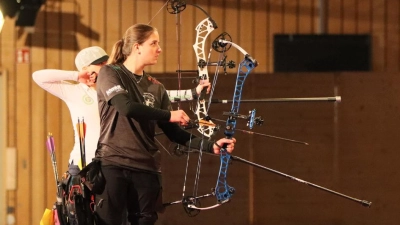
top-left (154, 72), bottom-right (400, 225)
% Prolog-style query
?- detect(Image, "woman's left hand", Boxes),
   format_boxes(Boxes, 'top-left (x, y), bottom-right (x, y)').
top-left (213, 138), bottom-right (236, 154)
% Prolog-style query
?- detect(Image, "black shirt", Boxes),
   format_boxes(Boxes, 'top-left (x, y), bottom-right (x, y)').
top-left (96, 64), bottom-right (215, 173)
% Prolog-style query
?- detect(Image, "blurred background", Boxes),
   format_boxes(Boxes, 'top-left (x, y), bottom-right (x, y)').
top-left (1, 0), bottom-right (399, 224)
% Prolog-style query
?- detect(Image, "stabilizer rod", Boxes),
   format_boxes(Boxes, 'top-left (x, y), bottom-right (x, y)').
top-left (209, 96), bottom-right (341, 103)
top-left (230, 155), bottom-right (372, 207)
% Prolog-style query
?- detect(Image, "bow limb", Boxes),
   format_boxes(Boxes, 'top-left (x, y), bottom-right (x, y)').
top-left (186, 202), bottom-right (225, 210)
top-left (193, 17), bottom-right (218, 138)
top-left (182, 194), bottom-right (228, 216)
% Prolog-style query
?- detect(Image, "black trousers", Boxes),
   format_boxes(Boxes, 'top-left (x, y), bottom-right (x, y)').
top-left (94, 166), bottom-right (162, 225)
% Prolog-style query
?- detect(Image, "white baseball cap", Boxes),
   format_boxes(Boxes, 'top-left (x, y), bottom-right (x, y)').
top-left (75, 46), bottom-right (109, 71)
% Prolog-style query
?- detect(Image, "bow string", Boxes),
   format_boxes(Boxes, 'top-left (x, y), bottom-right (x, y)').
top-left (151, 0), bottom-right (259, 215)
top-left (150, 1), bottom-right (374, 216)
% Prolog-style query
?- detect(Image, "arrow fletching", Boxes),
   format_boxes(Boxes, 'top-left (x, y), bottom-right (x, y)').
top-left (76, 117), bottom-right (86, 139)
top-left (49, 135), bottom-right (56, 152)
top-left (76, 117), bottom-right (87, 168)
top-left (82, 120), bottom-right (86, 138)
top-left (46, 132), bottom-right (60, 197)
top-left (46, 133), bottom-right (55, 154)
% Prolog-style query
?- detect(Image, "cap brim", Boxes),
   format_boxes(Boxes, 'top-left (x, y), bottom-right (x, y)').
top-left (90, 55), bottom-right (109, 65)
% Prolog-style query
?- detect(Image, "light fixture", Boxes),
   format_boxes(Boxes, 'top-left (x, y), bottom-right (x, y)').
top-left (0, 0), bottom-right (45, 31)
top-left (16, 1), bottom-right (45, 27)
top-left (0, 10), bottom-right (4, 33)
top-left (0, 0), bottom-right (19, 33)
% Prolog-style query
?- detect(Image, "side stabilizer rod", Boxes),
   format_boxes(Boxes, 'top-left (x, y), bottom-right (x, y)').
top-left (230, 155), bottom-right (372, 208)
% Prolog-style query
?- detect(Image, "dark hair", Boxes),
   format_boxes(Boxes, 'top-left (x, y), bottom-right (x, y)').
top-left (108, 24), bottom-right (157, 64)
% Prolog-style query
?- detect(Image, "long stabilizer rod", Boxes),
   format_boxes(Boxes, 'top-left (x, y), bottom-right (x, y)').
top-left (230, 155), bottom-right (371, 207)
top-left (208, 96), bottom-right (341, 103)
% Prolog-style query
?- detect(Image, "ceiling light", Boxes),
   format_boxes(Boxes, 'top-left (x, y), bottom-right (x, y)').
top-left (0, 10), bottom-right (4, 33)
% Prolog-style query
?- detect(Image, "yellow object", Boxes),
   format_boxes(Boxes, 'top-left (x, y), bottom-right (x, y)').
top-left (39, 208), bottom-right (54, 225)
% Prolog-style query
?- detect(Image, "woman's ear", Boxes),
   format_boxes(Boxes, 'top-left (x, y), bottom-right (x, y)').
top-left (133, 43), bottom-right (141, 55)
top-left (133, 43), bottom-right (140, 51)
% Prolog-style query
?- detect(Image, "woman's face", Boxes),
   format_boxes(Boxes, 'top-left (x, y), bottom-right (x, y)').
top-left (138, 31), bottom-right (162, 66)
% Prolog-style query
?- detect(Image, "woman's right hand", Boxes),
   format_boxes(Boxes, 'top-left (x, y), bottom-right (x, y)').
top-left (78, 70), bottom-right (97, 87)
top-left (170, 110), bottom-right (191, 126)
top-left (195, 80), bottom-right (211, 95)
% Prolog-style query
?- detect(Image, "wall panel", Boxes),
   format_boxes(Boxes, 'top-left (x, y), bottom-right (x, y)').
top-left (327, 0), bottom-right (342, 33)
top-left (371, 0), bottom-right (386, 71)
top-left (148, 0), bottom-right (167, 73)
top-left (15, 30), bottom-right (32, 225)
top-left (208, 0), bottom-right (225, 72)
top-left (357, 0), bottom-right (372, 34)
top-left (268, 1), bottom-right (284, 73)
top-left (223, 0), bottom-right (240, 70)
top-left (164, 7), bottom-right (179, 72)
top-left (121, 0), bottom-right (135, 32)
top-left (283, 0), bottom-right (298, 33)
top-left (135, 0), bottom-right (150, 25)
top-left (43, 3), bottom-right (64, 215)
top-left (239, 1), bottom-right (255, 62)
top-left (1, 14), bottom-right (17, 225)
top-left (105, 0), bottom-right (121, 55)
top-left (386, 0), bottom-right (399, 71)
top-left (1, 1), bottom-right (400, 224)
top-left (178, 5), bottom-right (196, 74)
top-left (30, 5), bottom-right (47, 224)
top-left (60, 0), bottom-right (77, 172)
top-left (254, 1), bottom-right (268, 72)
top-left (343, 0), bottom-right (357, 32)
top-left (298, 0), bottom-right (313, 34)
top-left (89, 0), bottom-right (106, 48)
top-left (0, 70), bottom-right (8, 225)
top-left (75, 0), bottom-right (90, 51)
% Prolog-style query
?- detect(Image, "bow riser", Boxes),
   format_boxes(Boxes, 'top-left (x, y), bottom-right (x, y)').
top-left (215, 57), bottom-right (257, 202)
